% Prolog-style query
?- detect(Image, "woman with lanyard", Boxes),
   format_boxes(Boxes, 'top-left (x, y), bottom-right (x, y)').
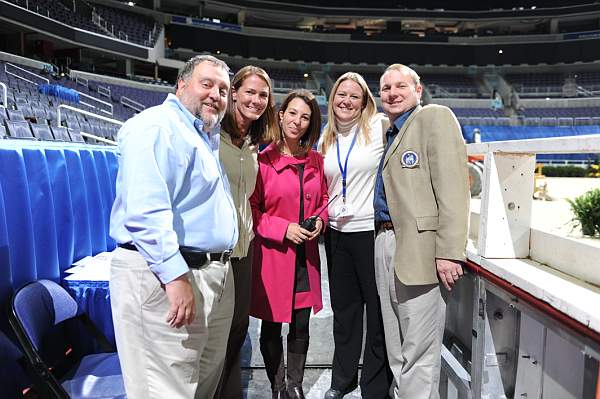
top-left (319, 72), bottom-right (392, 399)
top-left (249, 89), bottom-right (328, 399)
top-left (215, 65), bottom-right (277, 399)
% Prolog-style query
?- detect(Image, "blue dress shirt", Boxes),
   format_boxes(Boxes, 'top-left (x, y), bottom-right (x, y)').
top-left (110, 94), bottom-right (238, 284)
top-left (373, 108), bottom-right (415, 223)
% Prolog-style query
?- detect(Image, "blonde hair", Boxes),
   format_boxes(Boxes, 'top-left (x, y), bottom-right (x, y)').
top-left (382, 64), bottom-right (421, 87)
top-left (320, 72), bottom-right (377, 155)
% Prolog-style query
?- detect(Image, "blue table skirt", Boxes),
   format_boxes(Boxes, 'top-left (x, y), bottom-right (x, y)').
top-left (63, 279), bottom-right (115, 346)
top-left (0, 140), bottom-right (117, 304)
top-left (0, 140), bottom-right (118, 396)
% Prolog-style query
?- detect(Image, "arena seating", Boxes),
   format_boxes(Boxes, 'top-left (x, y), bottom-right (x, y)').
top-left (6, 0), bottom-right (160, 47)
top-left (0, 60), bottom-right (174, 142)
top-left (267, 68), bottom-right (314, 91)
top-left (89, 2), bottom-right (160, 46)
top-left (7, 0), bottom-right (105, 35)
top-left (421, 74), bottom-right (480, 98)
top-left (504, 72), bottom-right (565, 97)
top-left (575, 71), bottom-right (600, 95)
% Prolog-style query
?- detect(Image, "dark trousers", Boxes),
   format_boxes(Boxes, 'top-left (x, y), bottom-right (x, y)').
top-left (213, 249), bottom-right (253, 399)
top-left (325, 228), bottom-right (392, 398)
top-left (260, 306), bottom-right (311, 342)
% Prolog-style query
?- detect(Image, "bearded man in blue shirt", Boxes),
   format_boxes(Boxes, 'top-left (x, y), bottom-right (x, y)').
top-left (109, 55), bottom-right (238, 399)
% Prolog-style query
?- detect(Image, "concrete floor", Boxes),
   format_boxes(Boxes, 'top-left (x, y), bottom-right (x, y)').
top-left (240, 243), bottom-right (364, 398)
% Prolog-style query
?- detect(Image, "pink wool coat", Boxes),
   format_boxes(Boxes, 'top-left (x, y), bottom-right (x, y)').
top-left (249, 143), bottom-right (329, 323)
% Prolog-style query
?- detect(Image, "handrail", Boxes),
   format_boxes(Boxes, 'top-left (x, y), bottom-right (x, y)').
top-left (4, 62), bottom-right (49, 85)
top-left (0, 82), bottom-right (7, 108)
top-left (79, 131), bottom-right (116, 145)
top-left (57, 104), bottom-right (122, 127)
top-left (97, 85), bottom-right (111, 98)
top-left (75, 76), bottom-right (88, 88)
top-left (467, 134), bottom-right (600, 155)
top-left (57, 105), bottom-right (121, 146)
top-left (577, 85), bottom-right (594, 97)
top-left (77, 91), bottom-right (113, 116)
top-left (120, 96), bottom-right (145, 113)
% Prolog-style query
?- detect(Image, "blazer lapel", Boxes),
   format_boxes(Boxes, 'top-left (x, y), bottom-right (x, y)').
top-left (383, 105), bottom-right (422, 170)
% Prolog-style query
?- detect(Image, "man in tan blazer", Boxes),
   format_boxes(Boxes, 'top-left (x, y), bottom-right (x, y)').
top-left (372, 64), bottom-right (469, 399)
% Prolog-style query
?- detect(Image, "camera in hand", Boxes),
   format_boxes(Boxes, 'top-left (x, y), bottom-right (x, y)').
top-left (299, 194), bottom-right (338, 232)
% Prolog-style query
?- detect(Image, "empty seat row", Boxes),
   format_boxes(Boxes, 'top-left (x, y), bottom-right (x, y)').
top-left (1, 119), bottom-right (88, 143)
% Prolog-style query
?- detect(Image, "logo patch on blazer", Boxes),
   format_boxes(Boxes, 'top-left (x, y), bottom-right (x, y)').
top-left (400, 150), bottom-right (419, 168)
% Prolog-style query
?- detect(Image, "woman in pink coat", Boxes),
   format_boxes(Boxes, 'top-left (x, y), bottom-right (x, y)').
top-left (249, 89), bottom-right (328, 399)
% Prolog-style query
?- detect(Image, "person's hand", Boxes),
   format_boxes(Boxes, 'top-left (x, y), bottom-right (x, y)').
top-left (165, 273), bottom-right (195, 328)
top-left (436, 258), bottom-right (463, 291)
top-left (305, 217), bottom-right (323, 241)
top-left (285, 223), bottom-right (310, 245)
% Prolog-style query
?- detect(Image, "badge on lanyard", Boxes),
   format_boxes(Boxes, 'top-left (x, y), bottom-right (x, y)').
top-left (337, 132), bottom-right (358, 203)
top-left (335, 132), bottom-right (358, 218)
top-left (334, 203), bottom-right (354, 218)
top-left (400, 150), bottom-right (419, 168)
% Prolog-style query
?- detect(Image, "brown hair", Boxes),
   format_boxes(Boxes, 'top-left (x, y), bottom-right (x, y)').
top-left (320, 72), bottom-right (377, 155)
top-left (220, 65), bottom-right (277, 145)
top-left (276, 89), bottom-right (321, 150)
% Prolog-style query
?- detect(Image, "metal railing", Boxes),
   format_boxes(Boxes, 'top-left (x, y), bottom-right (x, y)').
top-left (57, 104), bottom-right (122, 145)
top-left (97, 85), bottom-right (111, 98)
top-left (577, 85), bottom-right (595, 97)
top-left (77, 92), bottom-right (114, 116)
top-left (4, 63), bottom-right (49, 86)
top-left (75, 76), bottom-right (88, 88)
top-left (0, 82), bottom-right (7, 108)
top-left (120, 96), bottom-right (145, 113)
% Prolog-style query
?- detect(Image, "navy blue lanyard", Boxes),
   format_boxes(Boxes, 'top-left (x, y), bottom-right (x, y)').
top-left (336, 131), bottom-right (358, 203)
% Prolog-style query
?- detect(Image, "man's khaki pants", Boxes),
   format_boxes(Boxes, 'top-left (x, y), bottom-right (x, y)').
top-left (374, 229), bottom-right (447, 399)
top-left (110, 247), bottom-right (234, 399)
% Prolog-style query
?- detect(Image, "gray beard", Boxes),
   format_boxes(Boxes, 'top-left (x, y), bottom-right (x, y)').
top-left (198, 110), bottom-right (224, 130)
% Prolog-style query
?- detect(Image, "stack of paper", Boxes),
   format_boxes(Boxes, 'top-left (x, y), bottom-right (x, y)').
top-left (64, 251), bottom-right (114, 281)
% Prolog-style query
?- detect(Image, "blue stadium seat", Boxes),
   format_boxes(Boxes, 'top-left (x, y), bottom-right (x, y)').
top-left (30, 123), bottom-right (54, 140)
top-left (50, 126), bottom-right (71, 142)
top-left (46, 108), bottom-right (58, 122)
top-left (67, 128), bottom-right (85, 143)
top-left (6, 120), bottom-right (33, 138)
top-left (7, 109), bottom-right (25, 121)
top-left (32, 107), bottom-right (48, 123)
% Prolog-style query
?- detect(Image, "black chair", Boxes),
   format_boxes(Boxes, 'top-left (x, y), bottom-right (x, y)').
top-left (6, 120), bottom-right (34, 138)
top-left (8, 279), bottom-right (125, 398)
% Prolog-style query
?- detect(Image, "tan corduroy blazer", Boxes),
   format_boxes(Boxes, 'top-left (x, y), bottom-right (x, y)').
top-left (382, 104), bottom-right (470, 285)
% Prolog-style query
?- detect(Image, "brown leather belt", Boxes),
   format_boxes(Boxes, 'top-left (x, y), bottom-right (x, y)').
top-left (118, 243), bottom-right (232, 268)
top-left (375, 221), bottom-right (394, 232)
